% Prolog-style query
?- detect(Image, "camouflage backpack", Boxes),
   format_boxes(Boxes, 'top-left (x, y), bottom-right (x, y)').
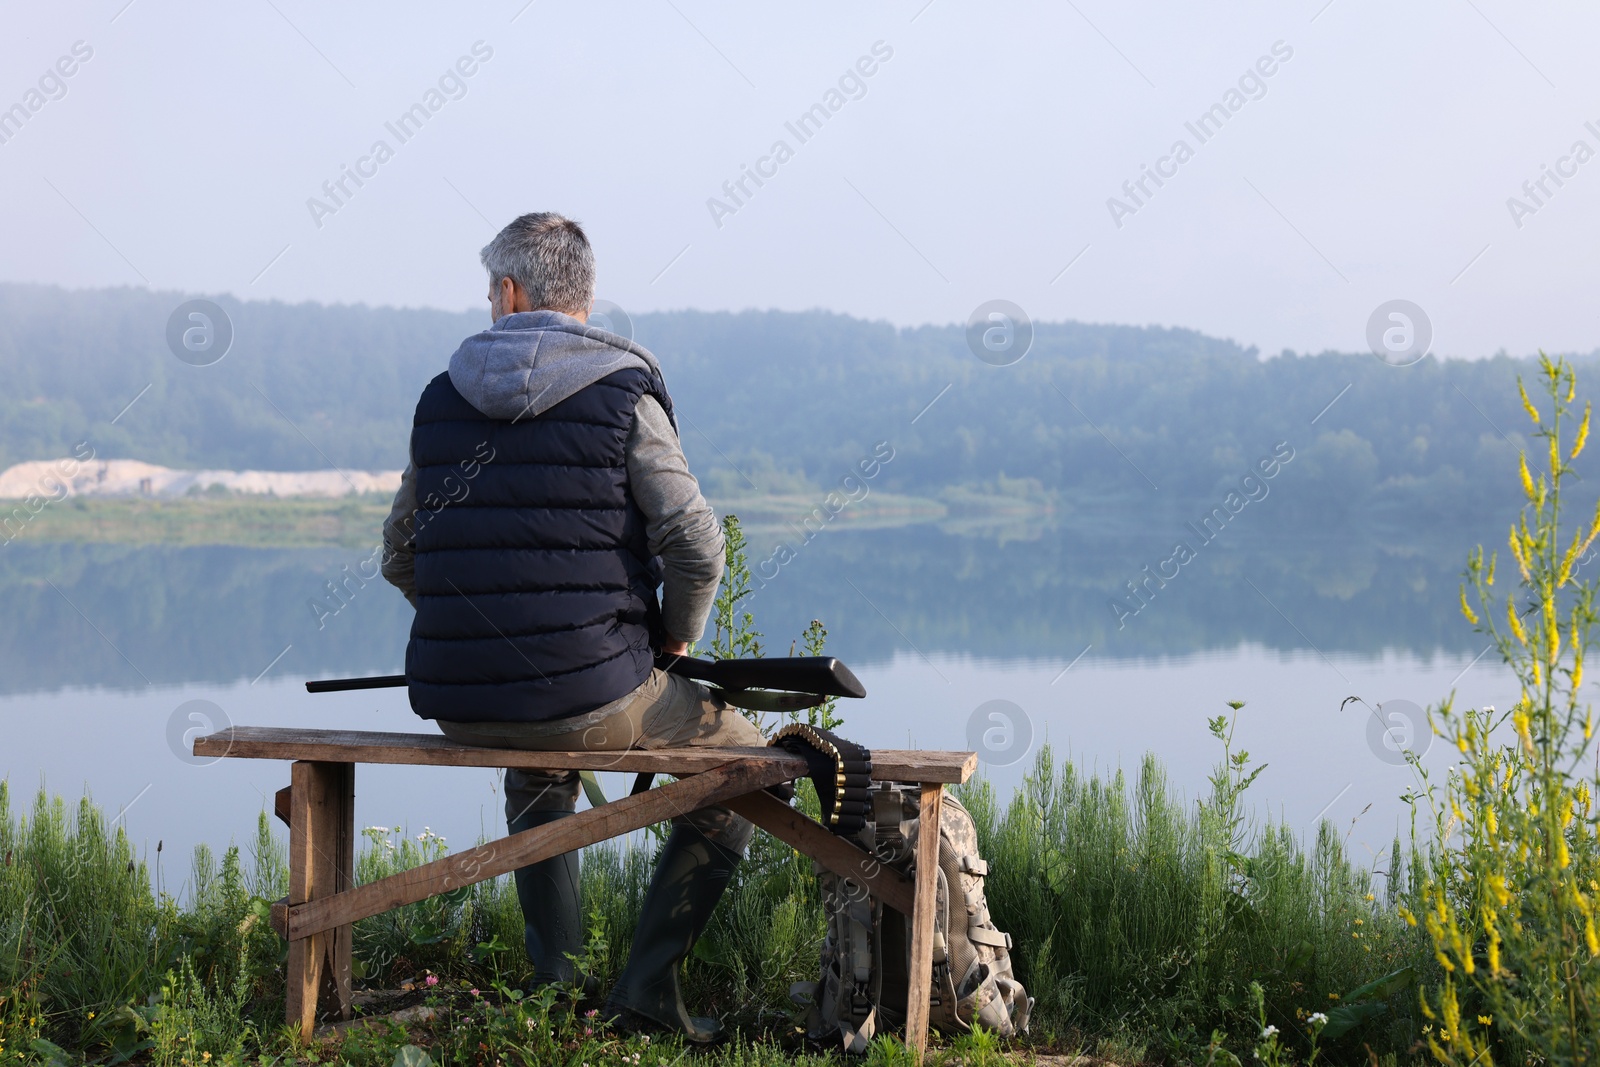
top-left (791, 784), bottom-right (1033, 1052)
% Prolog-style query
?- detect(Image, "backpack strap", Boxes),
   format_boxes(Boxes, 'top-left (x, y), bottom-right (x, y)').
top-left (967, 926), bottom-right (1012, 949)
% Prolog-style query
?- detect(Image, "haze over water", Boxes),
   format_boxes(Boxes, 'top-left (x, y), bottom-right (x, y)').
top-left (3, 514), bottom-right (1512, 879)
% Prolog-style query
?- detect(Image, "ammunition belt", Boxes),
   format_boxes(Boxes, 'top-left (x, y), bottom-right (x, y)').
top-left (770, 723), bottom-right (873, 835)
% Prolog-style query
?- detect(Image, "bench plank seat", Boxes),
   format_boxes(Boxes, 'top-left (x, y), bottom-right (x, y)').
top-left (193, 726), bottom-right (976, 784)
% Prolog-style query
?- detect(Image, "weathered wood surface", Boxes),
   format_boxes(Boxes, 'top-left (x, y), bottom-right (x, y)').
top-left (904, 783), bottom-right (946, 1064)
top-left (194, 726), bottom-right (976, 783)
top-left (328, 764), bottom-right (354, 1023)
top-left (287, 757), bottom-right (796, 940)
top-left (725, 789), bottom-right (917, 916)
top-left (208, 725), bottom-right (978, 1051)
top-left (284, 761), bottom-right (355, 1040)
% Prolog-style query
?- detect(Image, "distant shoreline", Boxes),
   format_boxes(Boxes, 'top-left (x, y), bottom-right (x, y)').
top-left (4, 494), bottom-right (395, 548)
top-left (2, 490), bottom-right (1061, 548)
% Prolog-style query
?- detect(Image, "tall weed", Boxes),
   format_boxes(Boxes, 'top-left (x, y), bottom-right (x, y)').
top-left (1412, 355), bottom-right (1600, 1066)
top-left (965, 714), bottom-right (1431, 1060)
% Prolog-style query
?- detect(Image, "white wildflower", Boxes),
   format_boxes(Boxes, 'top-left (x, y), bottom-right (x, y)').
top-left (1308, 1012), bottom-right (1328, 1026)
top-left (1261, 1025), bottom-right (1278, 1039)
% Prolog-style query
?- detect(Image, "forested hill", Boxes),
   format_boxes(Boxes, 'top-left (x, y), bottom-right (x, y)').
top-left (0, 282), bottom-right (1586, 519)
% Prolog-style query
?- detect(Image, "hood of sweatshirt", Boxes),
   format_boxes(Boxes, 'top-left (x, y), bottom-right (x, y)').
top-left (447, 309), bottom-right (664, 421)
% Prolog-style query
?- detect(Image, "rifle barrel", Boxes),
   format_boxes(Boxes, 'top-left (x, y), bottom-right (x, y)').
top-left (304, 674), bottom-right (406, 693)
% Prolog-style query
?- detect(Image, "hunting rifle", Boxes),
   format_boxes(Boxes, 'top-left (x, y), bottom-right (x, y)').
top-left (305, 653), bottom-right (866, 711)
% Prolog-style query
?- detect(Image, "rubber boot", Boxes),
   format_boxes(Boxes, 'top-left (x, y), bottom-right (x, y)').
top-left (508, 809), bottom-right (596, 994)
top-left (603, 827), bottom-right (742, 1044)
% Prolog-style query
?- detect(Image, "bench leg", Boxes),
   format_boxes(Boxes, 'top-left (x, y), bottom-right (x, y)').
top-left (327, 762), bottom-right (355, 1022)
top-left (904, 782), bottom-right (944, 1063)
top-left (285, 760), bottom-right (355, 1040)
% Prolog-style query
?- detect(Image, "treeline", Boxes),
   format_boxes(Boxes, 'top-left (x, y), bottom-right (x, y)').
top-left (0, 282), bottom-right (1589, 516)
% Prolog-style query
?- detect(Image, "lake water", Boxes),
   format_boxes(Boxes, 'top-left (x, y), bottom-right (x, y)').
top-left (2, 511), bottom-right (1517, 888)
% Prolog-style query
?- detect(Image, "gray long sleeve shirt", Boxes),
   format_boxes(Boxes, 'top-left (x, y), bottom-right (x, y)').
top-left (380, 393), bottom-right (723, 644)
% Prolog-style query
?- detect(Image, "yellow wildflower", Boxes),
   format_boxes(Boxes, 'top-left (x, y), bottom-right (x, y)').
top-left (1582, 496), bottom-right (1600, 556)
top-left (1520, 379), bottom-right (1541, 423)
top-left (1514, 707), bottom-right (1535, 756)
top-left (1560, 536), bottom-right (1581, 586)
top-left (1519, 453), bottom-right (1536, 499)
top-left (1508, 600), bottom-right (1528, 646)
top-left (1510, 526), bottom-right (1531, 583)
top-left (1459, 586), bottom-right (1478, 625)
top-left (1573, 402), bottom-right (1592, 459)
top-left (1478, 1015), bottom-right (1492, 1026)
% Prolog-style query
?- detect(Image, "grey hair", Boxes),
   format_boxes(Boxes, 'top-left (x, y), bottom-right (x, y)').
top-left (480, 212), bottom-right (595, 314)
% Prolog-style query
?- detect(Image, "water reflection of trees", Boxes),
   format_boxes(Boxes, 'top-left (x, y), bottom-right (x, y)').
top-left (0, 508), bottom-right (1499, 695)
top-left (0, 543), bottom-right (412, 695)
top-left (747, 510), bottom-right (1499, 665)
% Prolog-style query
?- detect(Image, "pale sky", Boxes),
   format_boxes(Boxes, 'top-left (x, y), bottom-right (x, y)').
top-left (3, 0), bottom-right (1598, 358)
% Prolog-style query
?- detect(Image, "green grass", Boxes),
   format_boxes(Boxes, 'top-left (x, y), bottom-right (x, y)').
top-left (967, 743), bottom-right (1431, 1061)
top-left (9, 494), bottom-right (394, 548)
top-left (0, 714), bottom-right (1435, 1065)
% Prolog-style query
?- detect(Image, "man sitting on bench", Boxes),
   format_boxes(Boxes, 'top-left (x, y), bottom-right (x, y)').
top-left (380, 212), bottom-right (758, 1044)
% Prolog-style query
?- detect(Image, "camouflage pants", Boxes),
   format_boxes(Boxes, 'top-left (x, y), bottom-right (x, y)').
top-left (437, 669), bottom-right (760, 852)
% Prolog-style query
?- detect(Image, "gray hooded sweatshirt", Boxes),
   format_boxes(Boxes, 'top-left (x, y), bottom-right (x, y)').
top-left (381, 310), bottom-right (724, 644)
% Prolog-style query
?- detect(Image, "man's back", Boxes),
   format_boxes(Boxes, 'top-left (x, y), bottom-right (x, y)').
top-left (405, 318), bottom-right (673, 721)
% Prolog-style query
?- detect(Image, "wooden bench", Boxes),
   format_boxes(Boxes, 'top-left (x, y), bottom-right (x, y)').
top-left (193, 726), bottom-right (976, 1060)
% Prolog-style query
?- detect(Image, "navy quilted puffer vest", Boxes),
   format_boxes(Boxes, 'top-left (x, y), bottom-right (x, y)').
top-left (404, 367), bottom-right (673, 723)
